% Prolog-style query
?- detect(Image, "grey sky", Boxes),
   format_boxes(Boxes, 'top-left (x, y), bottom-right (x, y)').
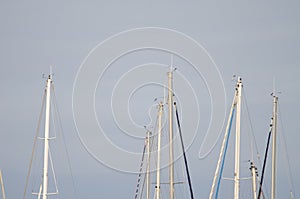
top-left (0, 1), bottom-right (299, 199)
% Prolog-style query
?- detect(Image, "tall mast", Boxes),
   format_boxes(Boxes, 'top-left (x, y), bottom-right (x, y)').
top-left (234, 77), bottom-right (242, 199)
top-left (42, 74), bottom-right (52, 199)
top-left (271, 94), bottom-right (278, 199)
top-left (167, 69), bottom-right (174, 199)
top-left (146, 131), bottom-right (151, 199)
top-left (155, 103), bottom-right (163, 199)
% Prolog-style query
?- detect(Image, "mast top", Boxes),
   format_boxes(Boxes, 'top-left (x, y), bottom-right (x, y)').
top-left (232, 75), bottom-right (242, 86)
top-left (233, 76), bottom-right (243, 92)
top-left (238, 76), bottom-right (242, 83)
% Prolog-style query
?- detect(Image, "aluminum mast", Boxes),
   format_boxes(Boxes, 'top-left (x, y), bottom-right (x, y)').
top-left (155, 103), bottom-right (163, 199)
top-left (42, 74), bottom-right (52, 199)
top-left (234, 77), bottom-right (242, 199)
top-left (271, 94), bottom-right (278, 199)
top-left (0, 170), bottom-right (6, 199)
top-left (167, 70), bottom-right (174, 199)
top-left (146, 131), bottom-right (151, 199)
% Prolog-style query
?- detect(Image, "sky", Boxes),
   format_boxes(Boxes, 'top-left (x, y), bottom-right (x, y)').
top-left (0, 1), bottom-right (299, 199)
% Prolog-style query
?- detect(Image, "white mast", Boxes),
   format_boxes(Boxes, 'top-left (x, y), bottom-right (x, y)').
top-left (42, 74), bottom-right (52, 199)
top-left (250, 162), bottom-right (257, 199)
top-left (208, 92), bottom-right (237, 199)
top-left (271, 94), bottom-right (278, 199)
top-left (234, 77), bottom-right (242, 199)
top-left (0, 170), bottom-right (6, 199)
top-left (146, 131), bottom-right (151, 199)
top-left (167, 69), bottom-right (174, 199)
top-left (155, 102), bottom-right (163, 199)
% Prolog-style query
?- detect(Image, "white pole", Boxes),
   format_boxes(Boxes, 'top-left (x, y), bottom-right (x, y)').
top-left (0, 170), bottom-right (6, 199)
top-left (208, 93), bottom-right (237, 199)
top-left (250, 162), bottom-right (257, 199)
top-left (234, 77), bottom-right (242, 199)
top-left (167, 70), bottom-right (174, 199)
top-left (42, 75), bottom-right (52, 199)
top-left (146, 131), bottom-right (151, 199)
top-left (38, 184), bottom-right (42, 199)
top-left (155, 103), bottom-right (163, 199)
top-left (271, 95), bottom-right (278, 199)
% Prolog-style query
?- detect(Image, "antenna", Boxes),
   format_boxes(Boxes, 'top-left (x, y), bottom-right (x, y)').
top-left (170, 54), bottom-right (174, 71)
top-left (49, 65), bottom-right (53, 79)
top-left (50, 65), bottom-right (52, 75)
top-left (272, 77), bottom-right (276, 96)
top-left (271, 77), bottom-right (282, 97)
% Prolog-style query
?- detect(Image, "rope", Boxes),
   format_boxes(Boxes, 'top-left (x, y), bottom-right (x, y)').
top-left (243, 90), bottom-right (262, 167)
top-left (257, 127), bottom-right (272, 199)
top-left (52, 85), bottom-right (79, 199)
top-left (278, 103), bottom-right (296, 198)
top-left (174, 102), bottom-right (194, 199)
top-left (215, 108), bottom-right (235, 199)
top-left (23, 89), bottom-right (46, 199)
top-left (138, 158), bottom-right (147, 199)
top-left (243, 90), bottom-right (268, 198)
top-left (48, 147), bottom-right (59, 193)
top-left (133, 103), bottom-right (161, 199)
top-left (134, 137), bottom-right (147, 199)
top-left (209, 93), bottom-right (236, 199)
top-left (140, 133), bottom-right (154, 199)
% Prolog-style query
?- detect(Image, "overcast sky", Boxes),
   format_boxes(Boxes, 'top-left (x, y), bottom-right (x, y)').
top-left (0, 1), bottom-right (299, 199)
